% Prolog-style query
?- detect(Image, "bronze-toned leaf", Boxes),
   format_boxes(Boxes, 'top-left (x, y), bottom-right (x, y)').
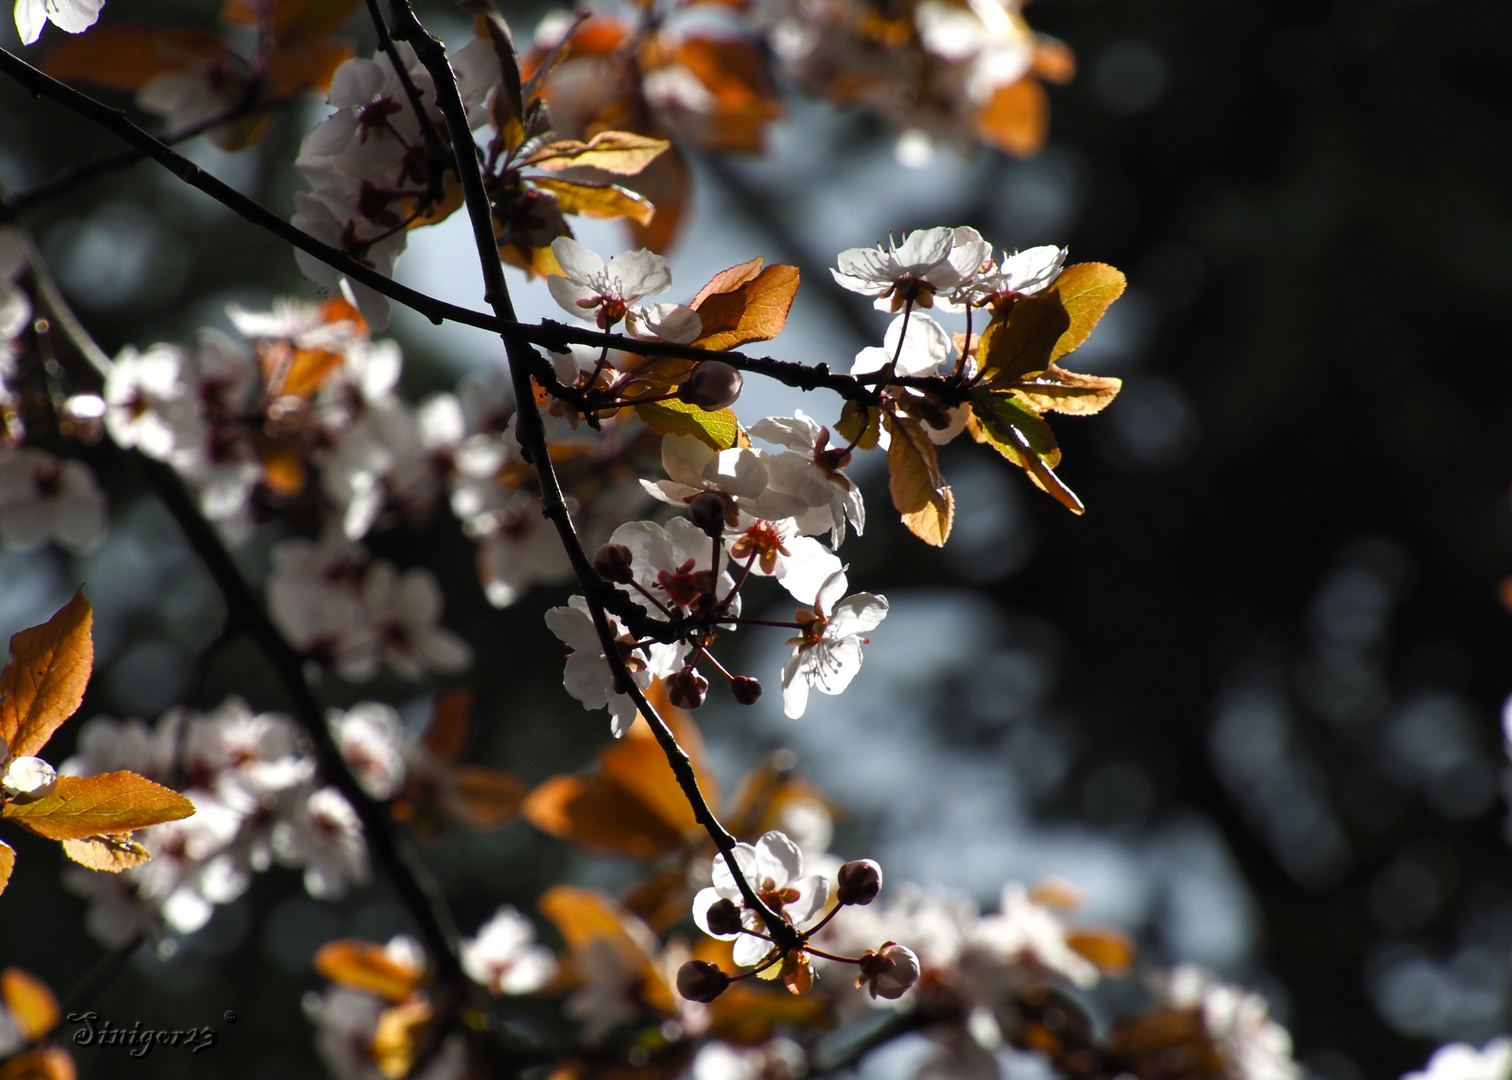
top-left (0, 840), bottom-right (12, 897)
top-left (883, 413), bottom-right (952, 546)
top-left (1047, 262), bottom-right (1126, 363)
top-left (315, 939), bottom-right (424, 1004)
top-left (1012, 366), bottom-right (1122, 415)
top-left (0, 590), bottom-right (93, 760)
top-left (2, 772), bottom-right (194, 841)
top-left (42, 26), bottom-right (228, 91)
top-left (0, 967), bottom-right (60, 1041)
top-left (60, 834), bottom-right (152, 873)
top-left (691, 265), bottom-right (799, 351)
top-left (530, 177), bottom-right (655, 226)
top-left (977, 290), bottom-right (1070, 389)
top-left (526, 131), bottom-right (671, 176)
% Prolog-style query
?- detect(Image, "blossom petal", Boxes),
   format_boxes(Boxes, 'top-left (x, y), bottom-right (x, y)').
top-left (755, 830), bottom-right (802, 888)
top-left (711, 843), bottom-right (757, 898)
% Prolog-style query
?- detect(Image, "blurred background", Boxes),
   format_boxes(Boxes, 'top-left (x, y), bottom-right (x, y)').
top-left (3, 0), bottom-right (1512, 1077)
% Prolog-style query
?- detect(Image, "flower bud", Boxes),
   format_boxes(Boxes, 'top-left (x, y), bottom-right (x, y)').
top-left (593, 543), bottom-right (635, 584)
top-left (677, 362), bottom-right (744, 411)
top-left (1, 755), bottom-right (57, 800)
top-left (687, 491), bottom-right (732, 538)
top-left (730, 676), bottom-right (763, 705)
top-left (837, 859), bottom-right (883, 905)
top-left (704, 897), bottom-right (745, 936)
top-left (668, 667), bottom-right (709, 709)
top-left (857, 942), bottom-right (919, 1000)
top-left (676, 959), bottom-right (731, 1003)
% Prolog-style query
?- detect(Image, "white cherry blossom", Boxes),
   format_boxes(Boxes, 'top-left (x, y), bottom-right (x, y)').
top-left (0, 447), bottom-right (106, 554)
top-left (726, 516), bottom-right (843, 606)
top-left (1165, 965), bottom-right (1301, 1080)
top-left (1405, 1039), bottom-right (1512, 1080)
top-left (749, 411), bottom-right (868, 543)
top-left (544, 596), bottom-right (689, 737)
top-left (946, 244), bottom-right (1068, 311)
top-left (105, 343), bottom-right (201, 463)
top-left (608, 517), bottom-right (739, 617)
top-left (329, 702), bottom-right (407, 799)
top-left (852, 311), bottom-right (954, 380)
top-left (462, 906), bottom-right (559, 996)
top-left (780, 569), bottom-right (888, 719)
top-left (0, 754), bottom-right (56, 798)
top-left (832, 227), bottom-right (992, 312)
top-left (692, 830), bottom-right (831, 968)
top-left (272, 786), bottom-right (369, 900)
top-left (965, 883), bottom-right (1099, 990)
top-left (547, 237), bottom-right (702, 342)
top-left (14, 0), bottom-right (104, 46)
top-left (361, 561), bottom-right (474, 681)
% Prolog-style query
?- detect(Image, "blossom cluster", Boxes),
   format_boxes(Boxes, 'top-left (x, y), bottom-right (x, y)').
top-left (60, 697), bottom-right (369, 945)
top-left (292, 40), bottom-right (499, 330)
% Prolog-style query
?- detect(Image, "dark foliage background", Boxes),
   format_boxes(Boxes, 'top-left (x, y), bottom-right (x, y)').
top-left (2, 1), bottom-right (1511, 1078)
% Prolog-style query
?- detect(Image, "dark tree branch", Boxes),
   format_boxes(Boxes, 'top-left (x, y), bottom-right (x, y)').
top-left (381, 0), bottom-right (801, 953)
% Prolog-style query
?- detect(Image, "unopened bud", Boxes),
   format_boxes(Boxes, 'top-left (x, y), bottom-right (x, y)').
top-left (676, 959), bottom-right (730, 1003)
top-left (1, 755), bottom-right (57, 800)
top-left (837, 859), bottom-right (883, 905)
top-left (705, 897), bottom-right (745, 936)
top-left (857, 942), bottom-right (919, 1000)
top-left (668, 667), bottom-right (709, 709)
top-left (687, 491), bottom-right (732, 538)
top-left (593, 543), bottom-right (635, 584)
top-left (677, 362), bottom-right (744, 411)
top-left (731, 676), bottom-right (763, 705)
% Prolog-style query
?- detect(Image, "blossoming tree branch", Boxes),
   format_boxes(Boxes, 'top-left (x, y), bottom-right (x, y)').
top-left (0, 0), bottom-right (1423, 1078)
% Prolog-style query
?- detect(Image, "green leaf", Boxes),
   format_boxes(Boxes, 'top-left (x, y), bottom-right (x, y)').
top-left (636, 399), bottom-right (740, 450)
top-left (970, 390), bottom-right (1084, 515)
top-left (835, 401), bottom-right (882, 451)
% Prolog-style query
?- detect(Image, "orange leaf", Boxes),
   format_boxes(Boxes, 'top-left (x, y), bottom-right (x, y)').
top-left (975, 76), bottom-right (1048, 158)
top-left (2, 772), bottom-right (194, 840)
top-left (60, 834), bottom-right (151, 873)
top-left (623, 141), bottom-right (691, 253)
top-left (0, 1046), bottom-right (75, 1080)
top-left (257, 436), bottom-right (308, 496)
top-left (0, 840), bottom-right (12, 896)
top-left (220, 0), bottom-right (361, 47)
top-left (372, 998), bottom-right (432, 1079)
top-left (449, 767), bottom-right (527, 829)
top-left (692, 257), bottom-right (765, 308)
top-left (42, 27), bottom-right (228, 91)
top-left (613, 679), bottom-right (718, 819)
top-left (691, 265), bottom-right (799, 351)
top-left (1, 968), bottom-right (59, 1041)
top-left (0, 589), bottom-right (92, 760)
top-left (264, 36), bottom-right (356, 97)
top-left (1066, 927), bottom-right (1135, 975)
top-left (315, 939), bottom-right (425, 1003)
top-left (538, 886), bottom-right (673, 1012)
top-left (525, 131), bottom-right (671, 176)
top-left (652, 37), bottom-right (785, 153)
top-left (530, 177), bottom-right (655, 226)
top-left (883, 413), bottom-right (953, 546)
top-left (1033, 37), bottom-right (1076, 84)
top-left (522, 774), bottom-right (689, 859)
top-left (421, 690), bottom-right (472, 761)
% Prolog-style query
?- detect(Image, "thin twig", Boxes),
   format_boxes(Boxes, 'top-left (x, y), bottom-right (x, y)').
top-left (0, 48), bottom-right (964, 411)
top-left (6, 92), bottom-right (290, 214)
top-left (381, 0), bottom-right (800, 952)
top-left (360, 0), bottom-right (450, 200)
